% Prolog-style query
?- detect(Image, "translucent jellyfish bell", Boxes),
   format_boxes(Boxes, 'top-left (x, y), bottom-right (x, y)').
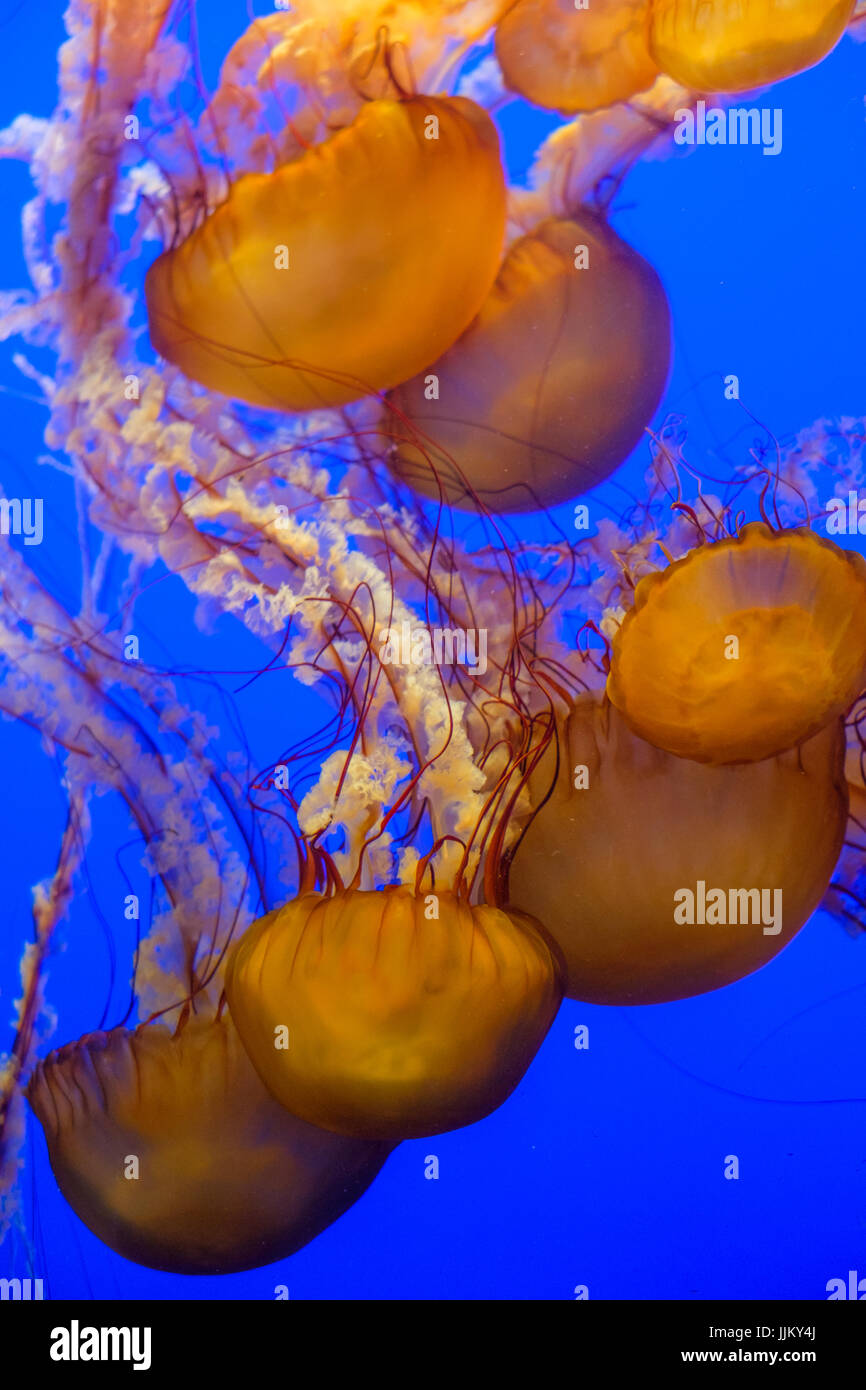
top-left (506, 694), bottom-right (847, 1004)
top-left (387, 215), bottom-right (670, 511)
top-left (225, 886), bottom-right (562, 1140)
top-left (607, 524), bottom-right (866, 764)
top-left (495, 0), bottom-right (659, 113)
top-left (27, 1015), bottom-right (390, 1274)
top-left (649, 0), bottom-right (856, 93)
top-left (145, 97), bottom-right (506, 411)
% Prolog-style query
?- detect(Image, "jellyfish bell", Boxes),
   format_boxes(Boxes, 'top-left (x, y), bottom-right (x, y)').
top-left (606, 523), bottom-right (866, 765)
top-left (495, 0), bottom-right (658, 113)
top-left (27, 1014), bottom-right (391, 1275)
top-left (649, 0), bottom-right (856, 93)
top-left (506, 693), bottom-right (848, 1005)
top-left (841, 728), bottom-right (866, 868)
top-left (387, 214), bottom-right (671, 512)
top-left (845, 734), bottom-right (866, 810)
top-left (224, 885), bottom-right (562, 1141)
top-left (145, 96), bottom-right (506, 412)
top-left (822, 721), bottom-right (866, 932)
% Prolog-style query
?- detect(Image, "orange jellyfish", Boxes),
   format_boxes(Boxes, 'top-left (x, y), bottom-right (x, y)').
top-left (823, 718), bottom-right (866, 931)
top-left (649, 0), bottom-right (856, 93)
top-left (495, 0), bottom-right (659, 113)
top-left (845, 731), bottom-right (866, 829)
top-left (506, 693), bottom-right (847, 1004)
top-left (606, 524), bottom-right (866, 765)
top-left (224, 886), bottom-right (562, 1140)
top-left (145, 96), bottom-right (506, 411)
top-left (387, 214), bottom-right (670, 511)
top-left (27, 1014), bottom-right (391, 1274)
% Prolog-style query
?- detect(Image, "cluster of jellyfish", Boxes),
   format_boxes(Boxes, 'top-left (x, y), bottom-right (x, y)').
top-left (1, 0), bottom-right (866, 1277)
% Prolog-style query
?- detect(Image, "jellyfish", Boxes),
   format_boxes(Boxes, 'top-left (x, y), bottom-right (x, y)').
top-left (844, 727), bottom-right (866, 843)
top-left (27, 1014), bottom-right (391, 1274)
top-left (506, 693), bottom-right (848, 1004)
top-left (495, 0), bottom-right (659, 113)
top-left (145, 96), bottom-right (507, 412)
top-left (606, 523), bottom-right (866, 765)
top-left (224, 886), bottom-right (562, 1140)
top-left (648, 0), bottom-right (856, 94)
top-left (387, 213), bottom-right (671, 511)
top-left (821, 709), bottom-right (866, 933)
top-left (4, 0), bottom-right (866, 1295)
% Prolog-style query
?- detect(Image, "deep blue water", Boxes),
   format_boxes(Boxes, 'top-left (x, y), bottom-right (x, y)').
top-left (0, 3), bottom-right (864, 1300)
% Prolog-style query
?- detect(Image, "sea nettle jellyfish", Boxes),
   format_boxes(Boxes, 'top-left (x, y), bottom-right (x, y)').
top-left (606, 524), bottom-right (866, 764)
top-left (495, 0), bottom-right (658, 113)
top-left (506, 693), bottom-right (848, 1004)
top-left (225, 885), bottom-right (562, 1140)
top-left (145, 96), bottom-right (506, 410)
top-left (823, 712), bottom-right (866, 933)
top-left (387, 214), bottom-right (671, 511)
top-left (27, 1015), bottom-right (390, 1274)
top-left (649, 0), bottom-right (856, 93)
